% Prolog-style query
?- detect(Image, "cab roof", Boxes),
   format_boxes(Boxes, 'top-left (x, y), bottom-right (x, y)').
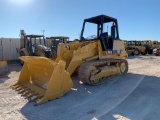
top-left (24, 34), bottom-right (44, 38)
top-left (84, 14), bottom-right (117, 24)
top-left (46, 36), bottom-right (69, 39)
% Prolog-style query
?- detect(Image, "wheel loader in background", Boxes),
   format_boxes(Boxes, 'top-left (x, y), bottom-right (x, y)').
top-left (46, 36), bottom-right (70, 57)
top-left (124, 40), bottom-right (160, 56)
top-left (135, 41), bottom-right (147, 55)
top-left (124, 40), bottom-right (135, 55)
top-left (141, 40), bottom-right (154, 54)
top-left (123, 40), bottom-right (134, 55)
top-left (11, 15), bottom-right (128, 106)
top-left (16, 30), bottom-right (55, 64)
top-left (124, 40), bottom-right (147, 55)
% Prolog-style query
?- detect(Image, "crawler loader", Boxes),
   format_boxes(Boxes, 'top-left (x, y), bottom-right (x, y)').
top-left (11, 15), bottom-right (128, 105)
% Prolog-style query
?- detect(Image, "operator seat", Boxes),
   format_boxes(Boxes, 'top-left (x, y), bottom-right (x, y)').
top-left (107, 36), bottom-right (113, 50)
top-left (100, 32), bottom-right (108, 48)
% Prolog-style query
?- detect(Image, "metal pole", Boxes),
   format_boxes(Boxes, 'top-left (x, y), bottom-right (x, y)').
top-left (41, 30), bottom-right (45, 36)
top-left (0, 38), bottom-right (3, 60)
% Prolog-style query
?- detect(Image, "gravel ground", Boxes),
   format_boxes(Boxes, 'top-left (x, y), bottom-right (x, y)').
top-left (0, 55), bottom-right (160, 120)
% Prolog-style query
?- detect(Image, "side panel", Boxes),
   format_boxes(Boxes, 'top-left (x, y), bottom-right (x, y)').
top-left (1, 38), bottom-right (20, 60)
top-left (66, 41), bottom-right (98, 75)
top-left (113, 40), bottom-right (125, 50)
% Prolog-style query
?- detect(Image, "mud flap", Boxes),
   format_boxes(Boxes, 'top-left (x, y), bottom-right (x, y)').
top-left (0, 60), bottom-right (9, 76)
top-left (11, 56), bottom-right (73, 105)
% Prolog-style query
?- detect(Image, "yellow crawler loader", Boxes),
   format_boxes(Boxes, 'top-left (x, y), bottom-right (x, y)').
top-left (11, 15), bottom-right (128, 105)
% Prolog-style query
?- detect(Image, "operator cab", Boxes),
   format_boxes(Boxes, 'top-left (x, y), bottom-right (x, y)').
top-left (135, 41), bottom-right (142, 46)
top-left (24, 35), bottom-right (51, 57)
top-left (46, 36), bottom-right (70, 52)
top-left (80, 15), bottom-right (120, 52)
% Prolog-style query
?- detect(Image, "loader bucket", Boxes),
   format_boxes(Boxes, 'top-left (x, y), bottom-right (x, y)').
top-left (0, 60), bottom-right (9, 76)
top-left (11, 56), bottom-right (73, 105)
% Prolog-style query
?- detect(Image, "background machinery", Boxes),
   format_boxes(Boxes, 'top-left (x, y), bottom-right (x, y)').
top-left (124, 40), bottom-right (147, 55)
top-left (12, 15), bottom-right (128, 105)
top-left (123, 40), bottom-right (135, 55)
top-left (124, 40), bottom-right (135, 55)
top-left (46, 36), bottom-right (70, 58)
top-left (124, 40), bottom-right (160, 56)
top-left (152, 41), bottom-right (160, 56)
top-left (16, 30), bottom-right (54, 64)
top-left (153, 48), bottom-right (160, 56)
top-left (0, 40), bottom-right (9, 76)
top-left (141, 40), bottom-right (154, 54)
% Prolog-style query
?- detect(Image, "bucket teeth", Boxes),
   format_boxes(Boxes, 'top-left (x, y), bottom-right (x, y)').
top-left (30, 95), bottom-right (43, 102)
top-left (26, 92), bottom-right (38, 98)
top-left (12, 84), bottom-right (19, 87)
top-left (18, 89), bottom-right (28, 94)
top-left (15, 85), bottom-right (26, 91)
top-left (17, 88), bottom-right (23, 91)
top-left (15, 87), bottom-right (22, 91)
top-left (24, 91), bottom-right (34, 98)
top-left (18, 90), bottom-right (24, 94)
top-left (11, 85), bottom-right (20, 89)
top-left (35, 98), bottom-right (42, 104)
top-left (34, 99), bottom-right (42, 106)
top-left (21, 90), bottom-right (33, 96)
top-left (17, 87), bottom-right (25, 91)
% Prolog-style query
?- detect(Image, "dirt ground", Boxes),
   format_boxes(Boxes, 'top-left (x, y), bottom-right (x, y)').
top-left (0, 55), bottom-right (160, 120)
